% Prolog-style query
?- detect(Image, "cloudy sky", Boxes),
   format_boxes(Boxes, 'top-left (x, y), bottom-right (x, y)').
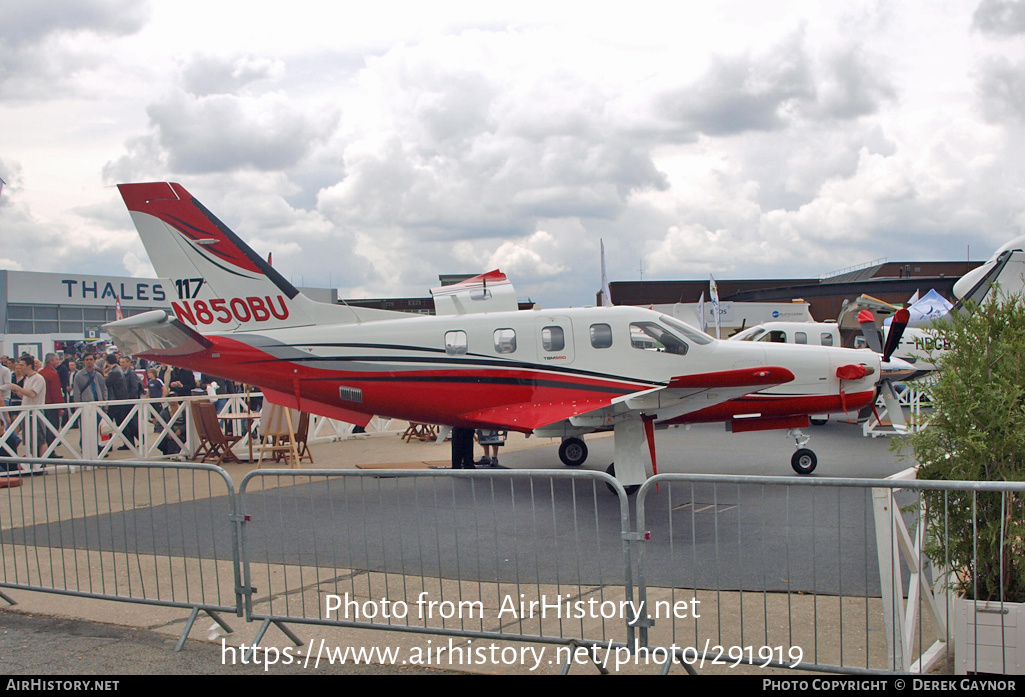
top-left (2, 0), bottom-right (1025, 307)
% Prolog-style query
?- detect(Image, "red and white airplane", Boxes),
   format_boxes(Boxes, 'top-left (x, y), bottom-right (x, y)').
top-left (105, 182), bottom-right (908, 486)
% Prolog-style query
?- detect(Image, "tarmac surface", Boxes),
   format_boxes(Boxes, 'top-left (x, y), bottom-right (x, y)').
top-left (0, 418), bottom-right (912, 677)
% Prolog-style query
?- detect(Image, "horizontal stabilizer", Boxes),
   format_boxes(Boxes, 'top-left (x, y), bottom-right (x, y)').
top-left (103, 310), bottom-right (212, 357)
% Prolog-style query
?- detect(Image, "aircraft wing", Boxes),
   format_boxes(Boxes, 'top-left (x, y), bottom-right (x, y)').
top-left (459, 366), bottom-right (795, 431)
top-left (103, 310), bottom-right (212, 357)
top-left (607, 366), bottom-right (796, 416)
top-left (664, 366), bottom-right (794, 390)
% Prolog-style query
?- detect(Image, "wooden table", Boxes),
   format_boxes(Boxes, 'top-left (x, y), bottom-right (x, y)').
top-left (402, 422), bottom-right (438, 443)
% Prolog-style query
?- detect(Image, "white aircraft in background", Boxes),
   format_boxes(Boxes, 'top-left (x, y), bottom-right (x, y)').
top-left (954, 234), bottom-right (1025, 305)
top-left (728, 235), bottom-right (1025, 433)
top-left (737, 303), bottom-right (947, 382)
top-left (105, 182), bottom-right (911, 486)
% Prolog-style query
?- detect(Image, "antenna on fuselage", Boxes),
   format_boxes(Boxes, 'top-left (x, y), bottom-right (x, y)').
top-left (338, 298), bottom-right (363, 325)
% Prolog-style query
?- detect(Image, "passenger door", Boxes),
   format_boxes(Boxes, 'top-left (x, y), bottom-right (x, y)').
top-left (535, 316), bottom-right (575, 365)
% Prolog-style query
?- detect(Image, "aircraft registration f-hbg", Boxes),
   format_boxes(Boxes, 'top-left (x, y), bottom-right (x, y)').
top-left (106, 182), bottom-right (899, 487)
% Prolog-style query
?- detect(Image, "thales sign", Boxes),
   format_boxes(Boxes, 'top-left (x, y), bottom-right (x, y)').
top-left (5, 271), bottom-right (170, 308)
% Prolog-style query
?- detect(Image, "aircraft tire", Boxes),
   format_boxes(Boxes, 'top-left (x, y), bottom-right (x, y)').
top-left (605, 463), bottom-right (640, 496)
top-left (810, 417), bottom-right (828, 426)
top-left (559, 437), bottom-right (588, 467)
top-left (791, 448), bottom-right (817, 475)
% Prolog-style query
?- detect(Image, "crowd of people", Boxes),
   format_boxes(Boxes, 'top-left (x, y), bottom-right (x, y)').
top-left (3, 348), bottom-right (506, 471)
top-left (1, 348), bottom-right (239, 468)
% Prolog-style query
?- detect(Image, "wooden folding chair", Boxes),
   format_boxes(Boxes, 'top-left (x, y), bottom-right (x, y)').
top-left (291, 411), bottom-right (314, 465)
top-left (192, 401), bottom-right (243, 465)
top-left (189, 402), bottom-right (213, 461)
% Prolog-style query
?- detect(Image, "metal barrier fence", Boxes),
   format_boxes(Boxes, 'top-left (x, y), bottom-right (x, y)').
top-left (235, 468), bottom-right (636, 665)
top-left (634, 473), bottom-right (1025, 675)
top-left (1, 455), bottom-right (1023, 675)
top-left (0, 456), bottom-right (240, 650)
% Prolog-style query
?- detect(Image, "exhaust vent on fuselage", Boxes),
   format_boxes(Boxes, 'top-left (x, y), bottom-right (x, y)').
top-left (338, 386), bottom-right (363, 403)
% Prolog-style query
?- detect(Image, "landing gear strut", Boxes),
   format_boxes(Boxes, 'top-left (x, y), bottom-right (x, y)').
top-left (787, 428), bottom-right (817, 475)
top-left (605, 464), bottom-right (640, 495)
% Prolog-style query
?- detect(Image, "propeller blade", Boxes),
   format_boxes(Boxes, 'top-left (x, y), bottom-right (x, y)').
top-left (881, 380), bottom-right (907, 432)
top-left (881, 308), bottom-right (911, 363)
top-left (857, 310), bottom-right (884, 353)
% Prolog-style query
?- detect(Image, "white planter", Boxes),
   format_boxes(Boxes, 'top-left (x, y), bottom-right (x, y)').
top-left (955, 598), bottom-right (1025, 674)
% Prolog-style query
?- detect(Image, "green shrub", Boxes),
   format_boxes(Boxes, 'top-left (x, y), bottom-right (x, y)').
top-left (897, 292), bottom-right (1025, 602)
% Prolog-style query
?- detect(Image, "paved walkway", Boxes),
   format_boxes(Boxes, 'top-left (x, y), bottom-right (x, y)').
top-left (0, 607), bottom-right (458, 676)
top-left (0, 423), bottom-right (914, 676)
top-left (0, 429), bottom-right (592, 677)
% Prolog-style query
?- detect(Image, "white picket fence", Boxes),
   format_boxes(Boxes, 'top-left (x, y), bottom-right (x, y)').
top-left (0, 392), bottom-right (402, 464)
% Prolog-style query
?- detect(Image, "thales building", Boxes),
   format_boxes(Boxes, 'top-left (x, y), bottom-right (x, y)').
top-left (0, 270), bottom-right (173, 359)
top-left (0, 269), bottom-right (340, 359)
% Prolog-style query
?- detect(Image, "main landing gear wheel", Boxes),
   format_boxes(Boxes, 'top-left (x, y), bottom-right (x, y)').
top-left (810, 417), bottom-right (828, 426)
top-left (605, 463), bottom-right (640, 496)
top-left (559, 437), bottom-right (588, 467)
top-left (791, 448), bottom-right (817, 475)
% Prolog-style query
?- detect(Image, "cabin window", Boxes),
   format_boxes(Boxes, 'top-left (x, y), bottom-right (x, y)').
top-left (629, 322), bottom-right (688, 355)
top-left (820, 332), bottom-right (834, 346)
top-left (542, 326), bottom-right (565, 352)
top-left (494, 328), bottom-right (517, 354)
top-left (795, 331), bottom-right (807, 344)
top-left (445, 330), bottom-right (467, 355)
top-left (589, 323), bottom-right (613, 349)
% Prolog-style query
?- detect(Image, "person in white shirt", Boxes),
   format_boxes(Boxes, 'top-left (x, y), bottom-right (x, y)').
top-left (9, 355), bottom-right (47, 459)
top-left (0, 358), bottom-right (11, 434)
top-left (10, 355), bottom-right (45, 407)
top-left (0, 359), bottom-right (10, 408)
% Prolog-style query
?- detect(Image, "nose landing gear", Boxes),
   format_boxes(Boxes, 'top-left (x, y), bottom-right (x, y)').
top-left (787, 428), bottom-right (817, 475)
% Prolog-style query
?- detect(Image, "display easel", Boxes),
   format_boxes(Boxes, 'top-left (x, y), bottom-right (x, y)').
top-left (257, 403), bottom-right (301, 468)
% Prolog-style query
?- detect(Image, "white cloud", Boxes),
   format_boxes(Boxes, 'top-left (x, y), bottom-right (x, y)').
top-left (122, 251), bottom-right (155, 278)
top-left (179, 54), bottom-right (285, 97)
top-left (5, 1), bottom-right (1025, 308)
top-left (145, 90), bottom-right (338, 173)
top-left (973, 0), bottom-right (1025, 35)
top-left (0, 0), bottom-right (150, 100)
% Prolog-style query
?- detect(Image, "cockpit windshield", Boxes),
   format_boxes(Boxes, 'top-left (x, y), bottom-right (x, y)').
top-left (630, 321), bottom-right (689, 355)
top-left (660, 315), bottom-right (713, 345)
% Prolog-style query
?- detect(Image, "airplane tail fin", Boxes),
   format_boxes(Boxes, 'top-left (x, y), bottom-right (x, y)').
top-left (119, 182), bottom-right (321, 332)
top-left (118, 182), bottom-right (407, 331)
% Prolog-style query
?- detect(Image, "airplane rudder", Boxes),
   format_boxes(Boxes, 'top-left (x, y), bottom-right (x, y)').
top-left (117, 182), bottom-right (188, 212)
